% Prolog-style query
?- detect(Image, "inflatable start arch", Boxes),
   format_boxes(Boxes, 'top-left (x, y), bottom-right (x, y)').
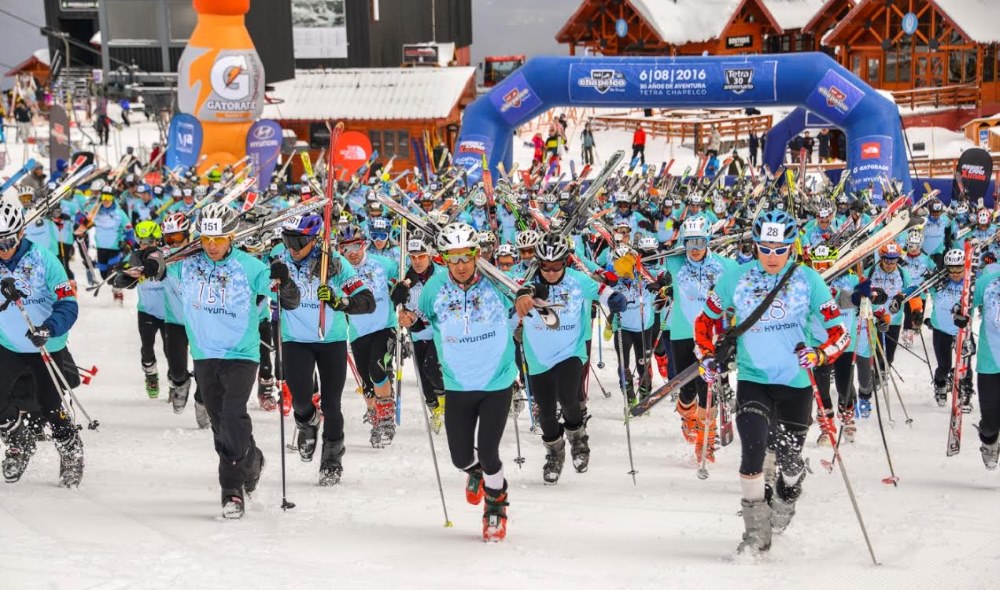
top-left (456, 53), bottom-right (910, 195)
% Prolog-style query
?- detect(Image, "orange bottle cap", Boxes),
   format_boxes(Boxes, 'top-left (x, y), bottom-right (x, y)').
top-left (194, 0), bottom-right (249, 16)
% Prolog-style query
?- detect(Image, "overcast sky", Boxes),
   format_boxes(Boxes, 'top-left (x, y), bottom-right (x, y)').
top-left (470, 0), bottom-right (580, 66)
top-left (0, 0), bottom-right (47, 90)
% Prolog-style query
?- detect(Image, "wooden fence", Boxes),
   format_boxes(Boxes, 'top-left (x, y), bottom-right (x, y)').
top-left (588, 110), bottom-right (773, 152)
top-left (891, 84), bottom-right (980, 110)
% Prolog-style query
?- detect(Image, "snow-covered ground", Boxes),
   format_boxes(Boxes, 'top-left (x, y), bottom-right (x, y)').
top-left (3, 262), bottom-right (999, 589)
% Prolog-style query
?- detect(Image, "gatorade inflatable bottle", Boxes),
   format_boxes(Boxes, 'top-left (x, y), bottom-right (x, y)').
top-left (177, 0), bottom-right (264, 172)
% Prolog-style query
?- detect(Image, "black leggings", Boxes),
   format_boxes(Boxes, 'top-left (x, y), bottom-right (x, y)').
top-left (735, 380), bottom-right (811, 477)
top-left (258, 320), bottom-right (273, 381)
top-left (283, 340), bottom-right (348, 443)
top-left (57, 241), bottom-right (74, 280)
top-left (138, 311), bottom-right (166, 367)
top-left (528, 357), bottom-right (584, 442)
top-left (814, 352), bottom-right (855, 412)
top-left (977, 372), bottom-right (1000, 444)
top-left (412, 339), bottom-right (444, 405)
top-left (163, 322), bottom-right (202, 403)
top-left (671, 338), bottom-right (706, 406)
top-left (933, 329), bottom-right (961, 387)
top-left (0, 345), bottom-right (76, 441)
top-left (193, 358), bottom-right (259, 489)
top-left (876, 324), bottom-right (901, 371)
top-left (351, 328), bottom-right (394, 397)
top-left (614, 326), bottom-right (656, 384)
top-left (96, 247), bottom-right (123, 279)
top-left (444, 387), bottom-right (512, 476)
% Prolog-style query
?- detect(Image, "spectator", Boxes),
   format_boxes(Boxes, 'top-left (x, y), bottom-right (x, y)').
top-left (19, 163), bottom-right (46, 195)
top-left (748, 131), bottom-right (760, 167)
top-left (728, 151), bottom-right (745, 176)
top-left (789, 134), bottom-right (803, 163)
top-left (802, 131), bottom-right (815, 163)
top-left (13, 100), bottom-right (33, 143)
top-left (817, 128), bottom-right (831, 162)
top-left (545, 130), bottom-right (560, 158)
top-left (631, 123), bottom-right (646, 166)
top-left (581, 121), bottom-right (596, 166)
top-left (531, 132), bottom-right (545, 170)
top-left (836, 132), bottom-right (846, 161)
top-left (555, 112), bottom-right (569, 152)
top-left (704, 153), bottom-right (721, 178)
top-left (706, 125), bottom-right (722, 158)
top-left (119, 96), bottom-right (131, 127)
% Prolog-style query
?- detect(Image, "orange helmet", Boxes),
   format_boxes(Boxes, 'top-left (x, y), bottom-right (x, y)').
top-left (879, 242), bottom-right (901, 259)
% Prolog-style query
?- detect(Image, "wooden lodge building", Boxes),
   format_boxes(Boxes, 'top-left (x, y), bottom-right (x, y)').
top-left (557, 0), bottom-right (1000, 109)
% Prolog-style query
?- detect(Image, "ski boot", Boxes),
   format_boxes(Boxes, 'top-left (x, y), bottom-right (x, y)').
top-left (856, 395), bottom-right (872, 419)
top-left (934, 381), bottom-right (948, 407)
top-left (194, 399), bottom-right (210, 429)
top-left (839, 406), bottom-right (857, 444)
top-left (221, 487), bottom-right (245, 519)
top-left (737, 498), bottom-right (772, 555)
top-left (257, 377), bottom-right (277, 412)
top-left (427, 394), bottom-right (445, 435)
top-left (54, 430), bottom-right (85, 488)
top-left (542, 437), bottom-right (566, 485)
top-left (319, 438), bottom-right (345, 486)
top-left (465, 464), bottom-right (485, 505)
top-left (112, 288), bottom-right (124, 307)
top-left (482, 482), bottom-right (509, 542)
top-left (566, 425), bottom-right (590, 473)
top-left (770, 471), bottom-right (805, 534)
top-left (142, 362), bottom-right (159, 399)
top-left (622, 376), bottom-right (636, 407)
top-left (370, 397), bottom-right (396, 448)
top-left (816, 409), bottom-right (835, 446)
top-left (676, 398), bottom-right (698, 444)
top-left (1, 417), bottom-right (36, 484)
top-left (295, 411), bottom-right (320, 462)
top-left (655, 353), bottom-right (668, 378)
top-left (637, 370), bottom-right (652, 401)
top-left (169, 376), bottom-right (192, 414)
top-left (980, 439), bottom-right (999, 471)
top-left (693, 410), bottom-right (718, 464)
top-left (244, 447), bottom-right (264, 497)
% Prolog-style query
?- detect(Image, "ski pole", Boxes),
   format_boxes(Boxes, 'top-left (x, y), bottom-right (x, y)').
top-left (801, 349), bottom-right (880, 566)
top-left (270, 282), bottom-right (295, 512)
top-left (595, 313), bottom-right (605, 369)
top-left (918, 328), bottom-right (936, 382)
top-left (518, 349), bottom-right (537, 432)
top-left (408, 336), bottom-right (453, 528)
top-left (589, 360), bottom-right (612, 399)
top-left (612, 314), bottom-right (638, 485)
top-left (865, 320), bottom-right (901, 485)
top-left (511, 384), bottom-right (525, 467)
top-left (1, 289), bottom-right (99, 430)
top-left (883, 330), bottom-right (933, 369)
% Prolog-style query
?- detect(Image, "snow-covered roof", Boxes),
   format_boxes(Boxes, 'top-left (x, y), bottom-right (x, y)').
top-left (935, 0), bottom-right (1000, 44)
top-left (762, 0), bottom-right (827, 31)
top-left (33, 48), bottom-right (50, 66)
top-left (261, 67), bottom-right (475, 122)
top-left (629, 0), bottom-right (742, 46)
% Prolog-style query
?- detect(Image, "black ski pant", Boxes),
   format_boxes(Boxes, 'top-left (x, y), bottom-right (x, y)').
top-left (0, 345), bottom-right (76, 441)
top-left (57, 241), bottom-right (74, 280)
top-left (193, 358), bottom-right (259, 490)
top-left (258, 320), bottom-right (273, 382)
top-left (528, 357), bottom-right (584, 442)
top-left (351, 328), bottom-right (394, 398)
top-left (631, 144), bottom-right (645, 166)
top-left (735, 380), bottom-right (811, 478)
top-left (283, 340), bottom-right (348, 443)
top-left (95, 247), bottom-right (123, 279)
top-left (814, 352), bottom-right (856, 413)
top-left (977, 372), bottom-right (1000, 444)
top-left (671, 338), bottom-right (707, 407)
top-left (614, 326), bottom-right (656, 386)
top-left (163, 322), bottom-right (202, 404)
top-left (933, 329), bottom-right (957, 386)
top-left (445, 387), bottom-right (512, 477)
top-left (579, 339), bottom-right (591, 404)
top-left (876, 324), bottom-right (901, 370)
top-left (412, 339), bottom-right (444, 406)
top-left (138, 311), bottom-right (166, 368)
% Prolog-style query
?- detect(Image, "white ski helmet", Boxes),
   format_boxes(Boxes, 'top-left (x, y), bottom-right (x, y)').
top-left (817, 207), bottom-right (834, 219)
top-left (712, 199), bottom-right (727, 215)
top-left (0, 200), bottom-right (26, 238)
top-left (688, 192), bottom-right (706, 206)
top-left (199, 203), bottom-right (239, 236)
top-left (478, 231), bottom-right (497, 247)
top-left (162, 212), bottom-right (191, 234)
top-left (515, 229), bottom-right (541, 249)
top-left (944, 248), bottom-right (965, 267)
top-left (906, 230), bottom-right (923, 247)
top-left (635, 234), bottom-right (659, 252)
top-left (429, 211), bottom-right (450, 226)
top-left (406, 237), bottom-right (429, 253)
top-left (535, 233), bottom-right (572, 262)
top-left (613, 191), bottom-right (632, 205)
top-left (436, 222), bottom-right (479, 252)
top-left (681, 216), bottom-right (710, 241)
top-left (472, 192), bottom-right (487, 208)
top-left (495, 244), bottom-right (516, 258)
top-left (978, 209), bottom-right (992, 226)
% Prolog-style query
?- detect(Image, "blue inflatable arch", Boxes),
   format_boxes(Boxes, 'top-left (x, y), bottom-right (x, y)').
top-left (456, 53), bottom-right (910, 195)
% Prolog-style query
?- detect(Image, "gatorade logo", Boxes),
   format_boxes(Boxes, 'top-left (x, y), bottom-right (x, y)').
top-left (210, 55), bottom-right (251, 101)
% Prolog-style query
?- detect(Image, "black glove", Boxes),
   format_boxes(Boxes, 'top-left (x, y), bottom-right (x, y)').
top-left (390, 281), bottom-right (410, 306)
top-left (984, 251), bottom-right (997, 266)
top-left (911, 310), bottom-right (924, 329)
top-left (270, 260), bottom-right (290, 282)
top-left (317, 284), bottom-right (347, 311)
top-left (26, 326), bottom-right (51, 348)
top-left (876, 317), bottom-right (890, 333)
top-left (870, 287), bottom-right (888, 306)
top-left (1, 277), bottom-right (25, 302)
top-left (309, 253), bottom-right (342, 279)
top-left (644, 281), bottom-right (661, 293)
top-left (888, 293), bottom-right (905, 314)
top-left (516, 282), bottom-right (549, 301)
top-left (850, 279), bottom-right (873, 306)
top-left (134, 247), bottom-right (165, 279)
top-left (953, 313), bottom-right (969, 329)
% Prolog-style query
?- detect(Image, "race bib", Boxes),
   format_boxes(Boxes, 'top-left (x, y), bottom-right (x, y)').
top-left (201, 218), bottom-right (223, 235)
top-left (760, 222), bottom-right (784, 242)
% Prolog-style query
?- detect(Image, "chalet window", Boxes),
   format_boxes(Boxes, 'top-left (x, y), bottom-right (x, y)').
top-left (990, 46), bottom-right (1000, 83)
top-left (369, 131), bottom-right (382, 157)
top-left (898, 36), bottom-right (912, 83)
top-left (396, 131), bottom-right (410, 159)
top-left (368, 130), bottom-right (411, 160)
